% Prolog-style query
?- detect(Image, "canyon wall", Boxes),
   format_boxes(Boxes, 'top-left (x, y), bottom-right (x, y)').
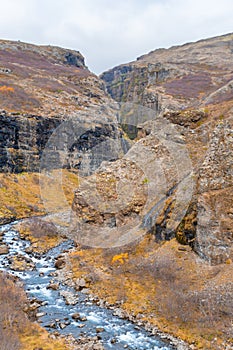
top-left (95, 33), bottom-right (233, 263)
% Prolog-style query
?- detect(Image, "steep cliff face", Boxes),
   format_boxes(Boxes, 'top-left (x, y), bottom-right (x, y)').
top-left (0, 109), bottom-right (121, 173)
top-left (0, 40), bottom-right (122, 173)
top-left (0, 111), bottom-right (60, 172)
top-left (101, 33), bottom-right (233, 117)
top-left (95, 33), bottom-right (233, 264)
top-left (72, 105), bottom-right (195, 248)
top-left (196, 120), bottom-right (233, 264)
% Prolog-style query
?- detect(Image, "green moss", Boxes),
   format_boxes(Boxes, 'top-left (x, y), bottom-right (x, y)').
top-left (142, 178), bottom-right (149, 184)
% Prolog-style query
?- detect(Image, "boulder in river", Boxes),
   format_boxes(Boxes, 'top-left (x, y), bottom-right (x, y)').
top-left (71, 313), bottom-right (81, 321)
top-left (96, 327), bottom-right (105, 333)
top-left (55, 258), bottom-right (66, 269)
top-left (59, 322), bottom-right (67, 329)
top-left (47, 282), bottom-right (59, 290)
top-left (60, 290), bottom-right (79, 305)
top-left (0, 244), bottom-right (9, 255)
top-left (36, 312), bottom-right (46, 318)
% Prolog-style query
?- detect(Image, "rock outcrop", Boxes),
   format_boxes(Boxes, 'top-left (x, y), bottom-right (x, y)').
top-left (196, 120), bottom-right (233, 263)
top-left (71, 104), bottom-right (194, 248)
top-left (0, 40), bottom-right (123, 173)
top-left (0, 108), bottom-right (121, 173)
top-left (101, 33), bottom-right (233, 117)
top-left (88, 33), bottom-right (233, 264)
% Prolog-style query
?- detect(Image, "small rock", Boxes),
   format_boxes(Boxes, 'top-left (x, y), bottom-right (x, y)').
top-left (75, 277), bottom-right (87, 290)
top-left (55, 258), bottom-right (66, 269)
top-left (80, 316), bottom-right (87, 322)
top-left (47, 283), bottom-right (59, 290)
top-left (96, 327), bottom-right (105, 333)
top-left (46, 321), bottom-right (57, 329)
top-left (71, 313), bottom-right (81, 320)
top-left (59, 322), bottom-right (67, 329)
top-left (0, 244), bottom-right (9, 255)
top-left (26, 302), bottom-right (41, 311)
top-left (78, 323), bottom-right (85, 328)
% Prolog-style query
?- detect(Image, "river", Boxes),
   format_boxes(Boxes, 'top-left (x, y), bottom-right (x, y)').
top-left (0, 221), bottom-right (177, 350)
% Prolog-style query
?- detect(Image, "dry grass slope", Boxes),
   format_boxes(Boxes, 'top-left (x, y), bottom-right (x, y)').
top-left (0, 272), bottom-right (70, 350)
top-left (69, 237), bottom-right (233, 349)
top-left (0, 169), bottom-right (79, 224)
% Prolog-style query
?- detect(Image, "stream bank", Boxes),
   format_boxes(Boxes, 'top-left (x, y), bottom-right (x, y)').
top-left (0, 220), bottom-right (191, 350)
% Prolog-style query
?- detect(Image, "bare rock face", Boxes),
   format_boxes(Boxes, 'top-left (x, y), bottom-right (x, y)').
top-left (71, 107), bottom-right (194, 248)
top-left (196, 121), bottom-right (233, 263)
top-left (101, 33), bottom-right (233, 117)
top-left (0, 40), bottom-right (123, 173)
top-left (0, 108), bottom-right (120, 173)
top-left (99, 33), bottom-right (233, 264)
top-left (71, 157), bottom-right (148, 247)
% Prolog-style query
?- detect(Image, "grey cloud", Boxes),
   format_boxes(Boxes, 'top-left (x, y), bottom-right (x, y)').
top-left (0, 0), bottom-right (233, 73)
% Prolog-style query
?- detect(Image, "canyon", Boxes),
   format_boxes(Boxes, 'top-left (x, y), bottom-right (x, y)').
top-left (0, 33), bottom-right (233, 349)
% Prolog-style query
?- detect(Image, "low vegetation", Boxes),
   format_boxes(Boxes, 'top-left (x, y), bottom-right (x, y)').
top-left (69, 236), bottom-right (233, 349)
top-left (0, 169), bottom-right (79, 224)
top-left (0, 272), bottom-right (70, 350)
top-left (16, 217), bottom-right (64, 253)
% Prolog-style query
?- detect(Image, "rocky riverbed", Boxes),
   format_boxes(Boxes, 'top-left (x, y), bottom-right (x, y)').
top-left (0, 220), bottom-right (191, 350)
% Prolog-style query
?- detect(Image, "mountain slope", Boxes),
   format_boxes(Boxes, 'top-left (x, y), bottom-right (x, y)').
top-left (0, 40), bottom-right (122, 174)
top-left (99, 33), bottom-right (233, 264)
top-left (101, 33), bottom-right (233, 116)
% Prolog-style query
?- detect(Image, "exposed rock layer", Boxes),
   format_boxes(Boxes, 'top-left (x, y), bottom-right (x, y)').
top-left (101, 33), bottom-right (233, 116)
top-left (0, 39), bottom-right (122, 173)
top-left (98, 33), bottom-right (233, 264)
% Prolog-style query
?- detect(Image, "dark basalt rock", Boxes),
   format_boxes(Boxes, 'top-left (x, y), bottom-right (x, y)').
top-left (0, 111), bottom-right (120, 174)
top-left (64, 52), bottom-right (85, 68)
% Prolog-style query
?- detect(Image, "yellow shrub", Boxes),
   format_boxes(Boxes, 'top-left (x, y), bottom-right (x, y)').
top-left (0, 85), bottom-right (14, 93)
top-left (112, 252), bottom-right (129, 264)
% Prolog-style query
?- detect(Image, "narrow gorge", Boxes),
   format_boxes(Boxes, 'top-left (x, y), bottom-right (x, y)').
top-left (0, 34), bottom-right (233, 350)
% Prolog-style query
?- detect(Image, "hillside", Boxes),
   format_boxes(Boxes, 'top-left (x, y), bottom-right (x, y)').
top-left (0, 39), bottom-right (94, 115)
top-left (68, 33), bottom-right (233, 349)
top-left (99, 33), bottom-right (233, 264)
top-left (0, 35), bottom-right (232, 349)
top-left (101, 33), bottom-right (233, 117)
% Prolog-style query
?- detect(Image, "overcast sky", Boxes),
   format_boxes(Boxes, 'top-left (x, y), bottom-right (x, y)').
top-left (0, 0), bottom-right (232, 74)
